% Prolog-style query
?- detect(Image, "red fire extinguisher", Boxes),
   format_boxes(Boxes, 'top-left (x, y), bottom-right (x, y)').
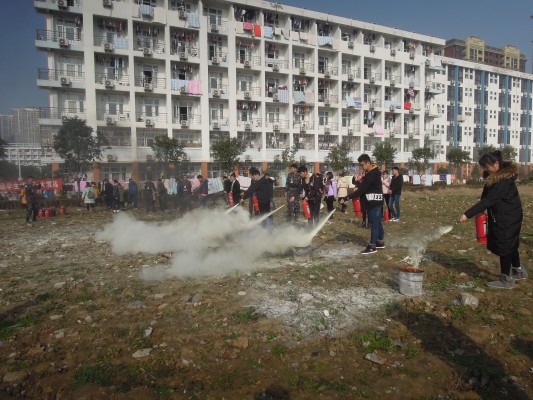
top-left (44, 208), bottom-right (50, 218)
top-left (60, 205), bottom-right (66, 216)
top-left (38, 208), bottom-right (45, 219)
top-left (352, 197), bottom-right (362, 216)
top-left (475, 213), bottom-right (487, 244)
top-left (384, 208), bottom-right (390, 222)
top-left (228, 192), bottom-right (234, 206)
top-left (252, 195), bottom-right (260, 213)
top-left (302, 200), bottom-right (311, 219)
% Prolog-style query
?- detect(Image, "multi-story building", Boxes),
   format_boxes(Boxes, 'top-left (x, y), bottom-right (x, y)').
top-left (444, 36), bottom-right (526, 72)
top-left (5, 143), bottom-right (53, 167)
top-left (0, 108), bottom-right (40, 145)
top-left (34, 0), bottom-right (532, 181)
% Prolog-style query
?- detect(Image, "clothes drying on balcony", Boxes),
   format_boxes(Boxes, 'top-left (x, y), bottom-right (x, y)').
top-left (317, 36), bottom-right (333, 46)
top-left (253, 24), bottom-right (261, 37)
top-left (171, 79), bottom-right (188, 91)
top-left (277, 89), bottom-right (289, 103)
top-left (304, 92), bottom-right (314, 104)
top-left (374, 125), bottom-right (384, 136)
top-left (112, 37), bottom-right (129, 49)
top-left (235, 23), bottom-right (244, 34)
top-left (293, 91), bottom-right (305, 103)
top-left (139, 4), bottom-right (154, 18)
top-left (433, 56), bottom-right (443, 68)
top-left (243, 22), bottom-right (253, 31)
top-left (186, 13), bottom-right (200, 28)
top-left (187, 80), bottom-right (202, 95)
top-left (263, 26), bottom-right (273, 39)
top-left (345, 96), bottom-right (362, 108)
top-left (404, 102), bottom-right (412, 110)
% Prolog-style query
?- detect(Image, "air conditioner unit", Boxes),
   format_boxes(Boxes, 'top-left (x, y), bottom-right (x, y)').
top-left (409, 108), bottom-right (415, 114)
top-left (179, 86), bottom-right (187, 94)
top-left (60, 76), bottom-right (71, 85)
top-left (245, 123), bottom-right (252, 130)
top-left (179, 52), bottom-right (188, 60)
top-left (178, 10), bottom-right (187, 19)
top-left (370, 76), bottom-right (375, 84)
top-left (299, 68), bottom-right (306, 75)
top-left (105, 79), bottom-right (114, 88)
top-left (273, 93), bottom-right (279, 102)
top-left (324, 127), bottom-right (331, 134)
top-left (347, 128), bottom-right (354, 135)
top-left (390, 105), bottom-right (395, 111)
top-left (213, 122), bottom-right (220, 129)
top-left (425, 109), bottom-right (430, 115)
top-left (409, 52), bottom-right (415, 59)
top-left (244, 91), bottom-right (251, 99)
top-left (144, 82), bottom-right (153, 91)
top-left (324, 99), bottom-right (330, 106)
top-left (146, 155), bottom-right (153, 161)
top-left (390, 80), bottom-right (396, 86)
top-left (390, 49), bottom-right (396, 56)
top-left (244, 60), bottom-right (251, 67)
top-left (104, 43), bottom-right (114, 51)
top-left (348, 41), bottom-right (354, 49)
top-left (103, 0), bottom-right (113, 8)
top-left (211, 56), bottom-right (219, 64)
top-left (409, 82), bottom-right (415, 88)
top-left (57, 0), bottom-right (67, 8)
top-left (107, 155), bottom-right (116, 161)
top-left (143, 47), bottom-right (152, 56)
top-left (106, 117), bottom-right (116, 125)
top-left (212, 89), bottom-right (220, 97)
top-left (425, 59), bottom-right (431, 67)
top-left (300, 124), bottom-right (307, 131)
top-left (58, 38), bottom-right (69, 47)
top-left (409, 133), bottom-right (414, 138)
top-left (210, 24), bottom-right (218, 32)
top-left (273, 124), bottom-right (280, 131)
top-left (370, 45), bottom-right (376, 53)
top-left (272, 64), bottom-right (279, 72)
top-left (324, 70), bottom-right (330, 78)
top-left (348, 73), bottom-right (354, 80)
top-left (181, 120), bottom-right (189, 128)
top-left (145, 119), bottom-right (153, 126)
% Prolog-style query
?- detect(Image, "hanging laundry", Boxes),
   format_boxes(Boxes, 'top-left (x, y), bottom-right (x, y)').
top-left (235, 23), bottom-right (244, 34)
top-left (263, 26), bottom-right (273, 39)
top-left (243, 22), bottom-right (253, 31)
top-left (277, 89), bottom-right (289, 103)
top-left (374, 125), bottom-right (384, 136)
top-left (293, 91), bottom-right (305, 103)
top-left (317, 36), bottom-right (333, 46)
top-left (186, 13), bottom-right (200, 29)
top-left (187, 80), bottom-right (202, 95)
top-left (404, 102), bottom-right (412, 110)
top-left (253, 24), bottom-right (261, 37)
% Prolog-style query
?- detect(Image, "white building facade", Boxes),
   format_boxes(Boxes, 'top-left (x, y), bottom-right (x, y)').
top-left (34, 0), bottom-right (532, 180)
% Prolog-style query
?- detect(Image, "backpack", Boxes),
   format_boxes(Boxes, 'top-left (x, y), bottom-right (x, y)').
top-left (87, 188), bottom-right (95, 200)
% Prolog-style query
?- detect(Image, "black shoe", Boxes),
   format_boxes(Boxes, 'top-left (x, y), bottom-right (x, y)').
top-left (358, 222), bottom-right (366, 228)
top-left (361, 245), bottom-right (377, 255)
top-left (375, 241), bottom-right (385, 249)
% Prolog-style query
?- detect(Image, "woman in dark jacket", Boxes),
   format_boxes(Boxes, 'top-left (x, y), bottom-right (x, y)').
top-left (459, 151), bottom-right (526, 289)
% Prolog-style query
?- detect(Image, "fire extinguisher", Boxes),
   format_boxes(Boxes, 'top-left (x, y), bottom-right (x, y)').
top-left (44, 208), bottom-right (50, 218)
top-left (38, 208), bottom-right (45, 219)
top-left (384, 208), bottom-right (390, 222)
top-left (352, 197), bottom-right (362, 216)
top-left (60, 205), bottom-right (66, 216)
top-left (302, 200), bottom-right (311, 219)
top-left (475, 213), bottom-right (487, 244)
top-left (252, 195), bottom-right (260, 213)
top-left (228, 192), bottom-right (234, 206)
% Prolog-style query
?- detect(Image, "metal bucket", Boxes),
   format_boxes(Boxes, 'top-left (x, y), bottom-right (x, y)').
top-left (398, 269), bottom-right (424, 296)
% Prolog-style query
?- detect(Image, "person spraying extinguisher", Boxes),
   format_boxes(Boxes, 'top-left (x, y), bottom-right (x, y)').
top-left (241, 168), bottom-right (274, 229)
top-left (229, 172), bottom-right (240, 207)
top-left (459, 150), bottom-right (526, 289)
top-left (298, 166), bottom-right (324, 229)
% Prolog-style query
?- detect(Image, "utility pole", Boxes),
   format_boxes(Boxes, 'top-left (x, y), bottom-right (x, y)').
top-left (17, 146), bottom-right (22, 180)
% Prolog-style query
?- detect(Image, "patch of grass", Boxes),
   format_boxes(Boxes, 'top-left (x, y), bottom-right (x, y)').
top-left (74, 363), bottom-right (127, 386)
top-left (448, 304), bottom-right (467, 321)
top-left (0, 310), bottom-right (46, 341)
top-left (128, 332), bottom-right (151, 350)
top-left (97, 346), bottom-right (122, 362)
top-left (404, 346), bottom-right (422, 359)
top-left (474, 308), bottom-right (496, 326)
top-left (231, 307), bottom-right (262, 324)
top-left (430, 276), bottom-right (456, 291)
top-left (357, 331), bottom-right (394, 352)
top-left (154, 386), bottom-right (173, 399)
top-left (270, 343), bottom-right (288, 357)
top-left (310, 264), bottom-right (327, 273)
top-left (211, 370), bottom-right (238, 390)
top-left (264, 331), bottom-right (278, 342)
top-left (73, 292), bottom-right (95, 303)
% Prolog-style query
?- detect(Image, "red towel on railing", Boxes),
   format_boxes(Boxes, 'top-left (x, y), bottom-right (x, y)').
top-left (404, 102), bottom-right (412, 110)
top-left (253, 24), bottom-right (261, 37)
top-left (243, 22), bottom-right (253, 31)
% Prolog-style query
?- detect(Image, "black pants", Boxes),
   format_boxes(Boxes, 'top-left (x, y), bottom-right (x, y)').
top-left (26, 202), bottom-right (38, 222)
top-left (86, 203), bottom-right (95, 211)
top-left (258, 201), bottom-right (272, 229)
top-left (325, 196), bottom-right (335, 214)
top-left (307, 200), bottom-right (320, 227)
top-left (500, 249), bottom-right (521, 276)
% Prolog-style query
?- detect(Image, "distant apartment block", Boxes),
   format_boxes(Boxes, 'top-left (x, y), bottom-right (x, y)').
top-left (0, 108), bottom-right (41, 145)
top-left (444, 36), bottom-right (526, 72)
top-left (5, 143), bottom-right (53, 167)
top-left (34, 0), bottom-right (532, 181)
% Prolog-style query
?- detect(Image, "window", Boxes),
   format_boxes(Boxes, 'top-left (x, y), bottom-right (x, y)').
top-left (237, 75), bottom-right (252, 92)
top-left (318, 111), bottom-right (329, 126)
top-left (342, 113), bottom-right (351, 128)
top-left (266, 107), bottom-right (280, 123)
top-left (293, 52), bottom-right (305, 69)
top-left (209, 71), bottom-right (222, 89)
top-left (143, 98), bottom-right (159, 117)
top-left (363, 63), bottom-right (371, 80)
top-left (266, 78), bottom-right (279, 97)
top-left (210, 103), bottom-right (225, 121)
top-left (239, 110), bottom-right (252, 122)
top-left (204, 8), bottom-right (222, 25)
top-left (107, 96), bottom-right (124, 116)
top-left (341, 60), bottom-right (351, 75)
top-left (318, 56), bottom-right (329, 74)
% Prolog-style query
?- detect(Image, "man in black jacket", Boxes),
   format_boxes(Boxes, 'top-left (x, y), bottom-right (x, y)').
top-left (299, 166), bottom-right (324, 229)
top-left (229, 173), bottom-right (241, 206)
top-left (285, 163), bottom-right (303, 223)
top-left (342, 154), bottom-right (384, 254)
top-left (242, 168), bottom-right (274, 228)
top-left (389, 166), bottom-right (403, 222)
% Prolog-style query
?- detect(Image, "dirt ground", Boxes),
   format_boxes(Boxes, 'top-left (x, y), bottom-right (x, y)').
top-left (0, 185), bottom-right (532, 400)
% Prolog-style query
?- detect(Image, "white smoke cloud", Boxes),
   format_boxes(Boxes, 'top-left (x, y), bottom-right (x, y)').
top-left (95, 208), bottom-right (327, 279)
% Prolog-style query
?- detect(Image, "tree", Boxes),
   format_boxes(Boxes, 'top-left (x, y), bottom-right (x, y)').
top-left (53, 117), bottom-right (108, 175)
top-left (477, 144), bottom-right (517, 161)
top-left (0, 137), bottom-right (7, 159)
top-left (446, 148), bottom-right (471, 179)
top-left (326, 143), bottom-right (350, 173)
top-left (477, 144), bottom-right (497, 159)
top-left (151, 135), bottom-right (188, 177)
top-left (470, 164), bottom-right (481, 181)
top-left (372, 141), bottom-right (397, 168)
top-left (210, 137), bottom-right (246, 174)
top-left (280, 144), bottom-right (298, 170)
top-left (410, 147), bottom-right (435, 175)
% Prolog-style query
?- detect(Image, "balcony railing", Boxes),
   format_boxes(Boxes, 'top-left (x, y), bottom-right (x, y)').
top-left (207, 17), bottom-right (228, 33)
top-left (96, 110), bottom-right (131, 122)
top-left (319, 122), bottom-right (339, 133)
top-left (209, 52), bottom-right (228, 64)
top-left (344, 69), bottom-right (361, 80)
top-left (95, 72), bottom-right (130, 86)
top-left (171, 45), bottom-right (199, 58)
top-left (265, 58), bottom-right (289, 70)
top-left (237, 86), bottom-right (262, 98)
top-left (135, 76), bottom-right (166, 89)
top-left (210, 119), bottom-right (230, 129)
top-left (172, 114), bottom-right (201, 125)
top-left (136, 113), bottom-right (167, 124)
top-left (341, 124), bottom-right (361, 134)
top-left (266, 119), bottom-right (290, 130)
top-left (236, 119), bottom-right (263, 129)
top-left (35, 0), bottom-right (83, 8)
top-left (367, 99), bottom-right (382, 108)
top-left (319, 66), bottom-right (338, 77)
top-left (94, 34), bottom-right (129, 50)
top-left (38, 107), bottom-right (86, 121)
top-left (135, 40), bottom-right (165, 54)
top-left (236, 55), bottom-right (262, 68)
top-left (38, 68), bottom-right (85, 83)
top-left (293, 62), bottom-right (315, 74)
top-left (318, 94), bottom-right (338, 105)
top-left (208, 84), bottom-right (229, 96)
top-left (36, 29), bottom-right (83, 45)
top-left (293, 121), bottom-right (315, 131)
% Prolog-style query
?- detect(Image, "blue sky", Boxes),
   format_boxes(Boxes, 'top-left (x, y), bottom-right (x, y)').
top-left (0, 0), bottom-right (531, 113)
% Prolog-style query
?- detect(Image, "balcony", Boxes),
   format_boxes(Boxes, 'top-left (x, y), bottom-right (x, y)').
top-left (342, 124), bottom-right (361, 135)
top-left (135, 76), bottom-right (167, 91)
top-left (171, 79), bottom-right (202, 96)
top-left (135, 41), bottom-right (165, 57)
top-left (36, 29), bottom-right (83, 50)
top-left (35, 0), bottom-right (83, 13)
top-left (38, 107), bottom-right (86, 125)
top-left (237, 86), bottom-right (261, 99)
top-left (236, 55), bottom-right (262, 69)
top-left (266, 120), bottom-right (290, 132)
top-left (367, 72), bottom-right (381, 84)
top-left (171, 45), bottom-right (200, 61)
top-left (210, 119), bottom-right (230, 131)
top-left (388, 75), bottom-right (399, 86)
top-left (172, 113), bottom-right (201, 128)
top-left (343, 96), bottom-right (362, 109)
top-left (95, 73), bottom-right (130, 88)
top-left (366, 99), bottom-right (382, 109)
top-left (319, 66), bottom-right (338, 78)
top-left (319, 122), bottom-right (339, 135)
top-left (94, 33), bottom-right (129, 51)
top-left (425, 81), bottom-right (444, 94)
top-left (37, 68), bottom-right (85, 88)
top-left (424, 107), bottom-right (440, 118)
top-left (96, 110), bottom-right (131, 125)
top-left (136, 113), bottom-right (167, 127)
top-left (344, 69), bottom-right (361, 81)
top-left (237, 119), bottom-right (263, 131)
top-left (209, 52), bottom-right (228, 65)
top-left (293, 121), bottom-right (315, 132)
top-left (318, 94), bottom-right (338, 106)
top-left (207, 17), bottom-right (228, 34)
top-left (266, 58), bottom-right (289, 71)
top-left (208, 84), bottom-right (228, 99)
top-left (293, 91), bottom-right (314, 105)
top-left (293, 62), bottom-right (315, 75)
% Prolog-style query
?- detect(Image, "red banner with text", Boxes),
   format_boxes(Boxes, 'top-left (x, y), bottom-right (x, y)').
top-left (0, 179), bottom-right (63, 192)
